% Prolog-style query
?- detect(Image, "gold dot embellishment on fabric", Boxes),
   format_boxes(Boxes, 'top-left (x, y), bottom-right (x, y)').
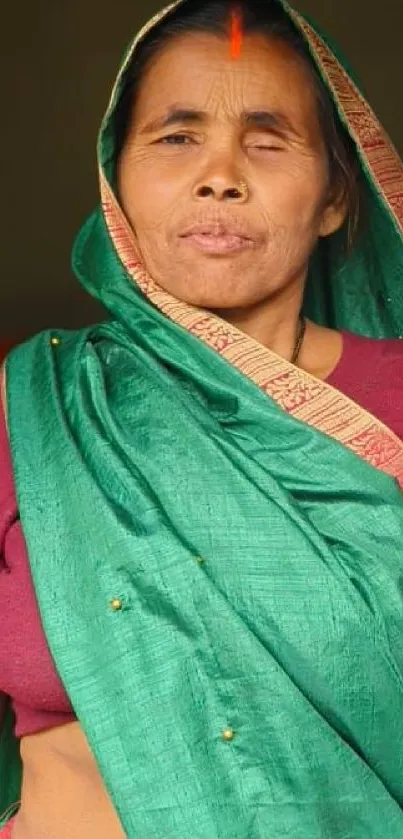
top-left (221, 728), bottom-right (235, 742)
top-left (110, 598), bottom-right (123, 611)
top-left (195, 556), bottom-right (205, 564)
top-left (50, 335), bottom-right (61, 347)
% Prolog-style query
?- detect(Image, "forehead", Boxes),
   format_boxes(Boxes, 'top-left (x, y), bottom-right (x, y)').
top-left (133, 32), bottom-right (319, 128)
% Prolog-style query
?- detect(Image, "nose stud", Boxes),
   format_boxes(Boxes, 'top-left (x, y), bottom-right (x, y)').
top-left (237, 179), bottom-right (249, 199)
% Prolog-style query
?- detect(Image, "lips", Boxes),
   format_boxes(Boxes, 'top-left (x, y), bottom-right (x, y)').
top-left (179, 221), bottom-right (255, 255)
top-left (181, 221), bottom-right (252, 239)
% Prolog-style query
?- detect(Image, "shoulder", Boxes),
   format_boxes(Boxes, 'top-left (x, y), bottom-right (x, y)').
top-left (341, 331), bottom-right (403, 355)
top-left (327, 331), bottom-right (403, 440)
top-left (1, 326), bottom-right (104, 422)
top-left (3, 324), bottom-right (110, 378)
top-left (3, 323), bottom-right (112, 355)
top-left (6, 326), bottom-right (94, 357)
top-left (337, 331), bottom-right (403, 386)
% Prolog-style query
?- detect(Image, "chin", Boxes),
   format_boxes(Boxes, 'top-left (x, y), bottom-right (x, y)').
top-left (158, 273), bottom-right (263, 311)
top-left (173, 291), bottom-right (256, 311)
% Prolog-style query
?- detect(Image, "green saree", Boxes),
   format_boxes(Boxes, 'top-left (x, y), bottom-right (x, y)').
top-left (2, 1), bottom-right (403, 836)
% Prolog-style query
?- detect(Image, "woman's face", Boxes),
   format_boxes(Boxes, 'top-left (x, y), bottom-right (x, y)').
top-left (118, 32), bottom-right (346, 310)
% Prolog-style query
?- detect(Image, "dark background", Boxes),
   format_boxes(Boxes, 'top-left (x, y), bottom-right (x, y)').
top-left (2, 0), bottom-right (402, 340)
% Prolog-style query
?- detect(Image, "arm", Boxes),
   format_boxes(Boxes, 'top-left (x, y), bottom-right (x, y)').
top-left (0, 361), bottom-right (22, 824)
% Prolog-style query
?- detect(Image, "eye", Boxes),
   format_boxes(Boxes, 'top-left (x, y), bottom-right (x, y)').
top-left (246, 134), bottom-right (286, 152)
top-left (250, 143), bottom-right (284, 152)
top-left (158, 133), bottom-right (195, 145)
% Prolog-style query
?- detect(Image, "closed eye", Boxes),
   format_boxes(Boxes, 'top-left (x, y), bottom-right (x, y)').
top-left (246, 132), bottom-right (286, 152)
top-left (250, 143), bottom-right (285, 151)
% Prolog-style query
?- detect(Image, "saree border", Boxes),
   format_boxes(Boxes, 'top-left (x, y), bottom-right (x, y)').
top-left (98, 2), bottom-right (403, 487)
top-left (287, 8), bottom-right (403, 234)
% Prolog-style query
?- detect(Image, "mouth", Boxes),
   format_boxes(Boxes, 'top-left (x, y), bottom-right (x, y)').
top-left (180, 232), bottom-right (254, 255)
top-left (179, 223), bottom-right (256, 256)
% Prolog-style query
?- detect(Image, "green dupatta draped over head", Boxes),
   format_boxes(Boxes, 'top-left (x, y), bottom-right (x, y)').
top-left (2, 1), bottom-right (403, 835)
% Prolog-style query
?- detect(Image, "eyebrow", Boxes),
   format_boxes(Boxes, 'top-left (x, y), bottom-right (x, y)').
top-left (139, 107), bottom-right (296, 136)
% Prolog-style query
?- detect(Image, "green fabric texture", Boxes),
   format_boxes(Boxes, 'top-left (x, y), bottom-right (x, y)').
top-left (0, 703), bottom-right (21, 827)
top-left (2, 1), bottom-right (403, 835)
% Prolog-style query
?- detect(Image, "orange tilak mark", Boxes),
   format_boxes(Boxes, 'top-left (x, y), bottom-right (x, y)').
top-left (229, 9), bottom-right (243, 59)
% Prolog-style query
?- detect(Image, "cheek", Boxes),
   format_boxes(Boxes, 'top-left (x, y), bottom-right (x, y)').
top-left (119, 159), bottom-right (183, 235)
top-left (256, 161), bottom-right (328, 227)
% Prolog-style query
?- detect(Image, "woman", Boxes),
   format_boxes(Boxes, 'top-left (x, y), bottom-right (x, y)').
top-left (1, 0), bottom-right (403, 836)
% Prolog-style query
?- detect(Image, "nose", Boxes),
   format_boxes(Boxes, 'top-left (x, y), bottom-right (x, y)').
top-left (193, 168), bottom-right (249, 203)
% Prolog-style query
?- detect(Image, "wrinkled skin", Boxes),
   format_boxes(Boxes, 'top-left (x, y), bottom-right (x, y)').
top-left (118, 32), bottom-right (346, 361)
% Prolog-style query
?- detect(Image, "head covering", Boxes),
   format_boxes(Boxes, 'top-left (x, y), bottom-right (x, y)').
top-left (2, 2), bottom-right (403, 836)
top-left (79, 0), bottom-right (403, 338)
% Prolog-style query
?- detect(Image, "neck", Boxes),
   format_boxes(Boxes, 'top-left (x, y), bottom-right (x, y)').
top-left (215, 284), bottom-right (304, 360)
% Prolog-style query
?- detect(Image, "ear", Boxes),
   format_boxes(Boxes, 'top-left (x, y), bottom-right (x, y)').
top-left (318, 189), bottom-right (349, 238)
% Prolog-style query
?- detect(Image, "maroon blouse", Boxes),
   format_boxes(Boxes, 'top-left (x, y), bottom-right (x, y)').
top-left (1, 330), bottom-right (403, 738)
top-left (0, 388), bottom-right (76, 737)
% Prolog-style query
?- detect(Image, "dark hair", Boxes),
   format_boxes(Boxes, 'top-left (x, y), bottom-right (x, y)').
top-left (115, 0), bottom-right (361, 250)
